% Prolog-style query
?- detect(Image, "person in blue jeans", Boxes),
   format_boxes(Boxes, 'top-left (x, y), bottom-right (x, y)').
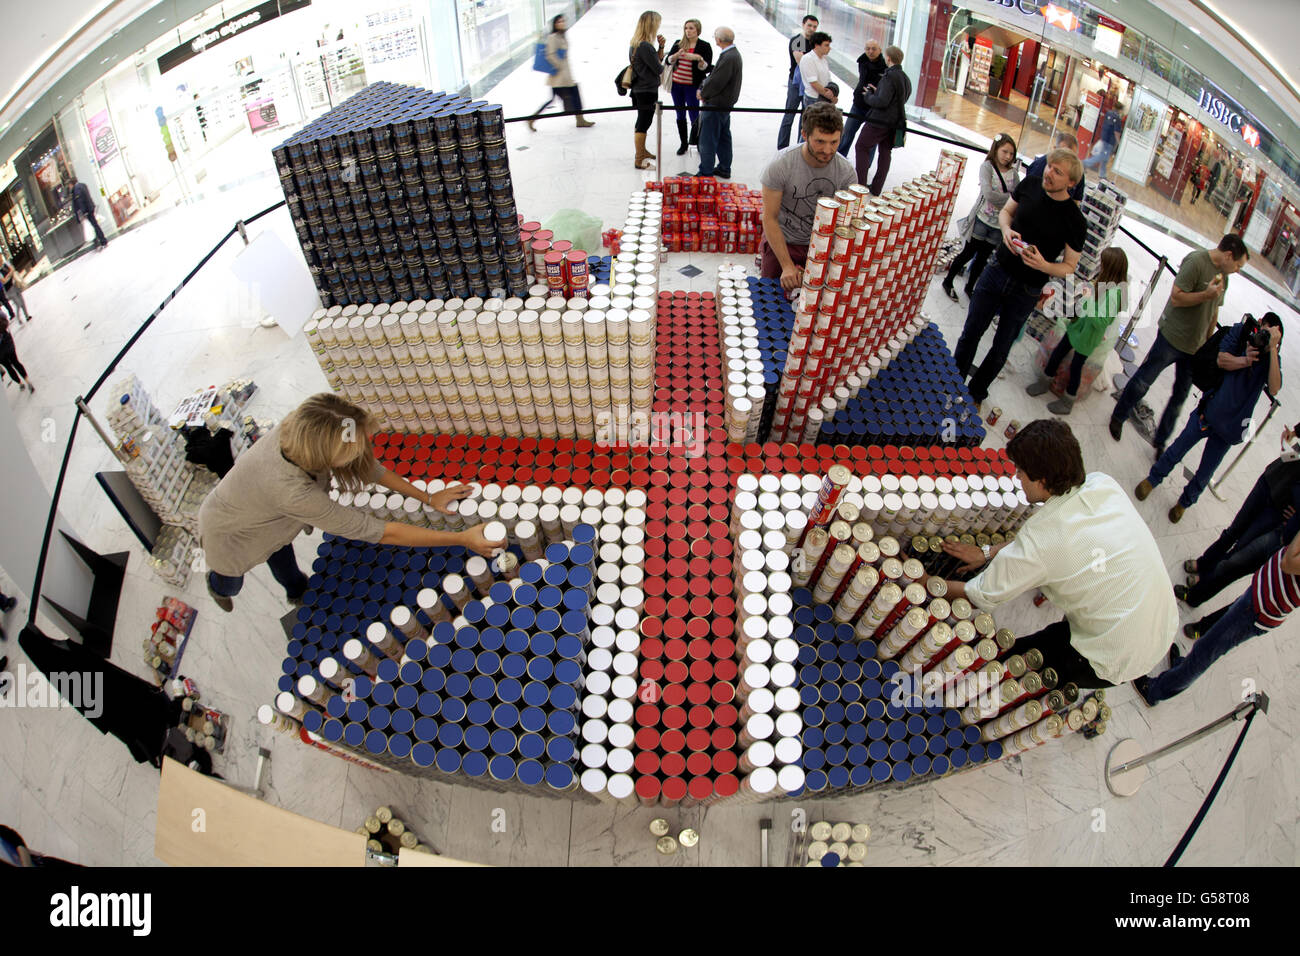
top-left (1178, 426), bottom-right (1300, 607)
top-left (953, 149), bottom-right (1086, 405)
top-left (776, 15), bottom-right (818, 150)
top-left (1081, 106), bottom-right (1122, 179)
top-left (1111, 234), bottom-right (1249, 449)
top-left (1135, 532), bottom-right (1300, 705)
top-left (695, 27), bottom-right (742, 179)
top-left (1136, 314), bottom-right (1282, 523)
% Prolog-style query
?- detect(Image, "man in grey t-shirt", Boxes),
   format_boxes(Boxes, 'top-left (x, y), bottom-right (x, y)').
top-left (760, 101), bottom-right (856, 291)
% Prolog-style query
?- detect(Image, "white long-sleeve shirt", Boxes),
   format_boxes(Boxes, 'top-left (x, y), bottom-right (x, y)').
top-left (964, 472), bottom-right (1175, 684)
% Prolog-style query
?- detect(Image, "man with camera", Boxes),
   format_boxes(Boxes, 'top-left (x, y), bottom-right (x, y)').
top-left (1136, 312), bottom-right (1283, 523)
top-left (1175, 421), bottom-right (1300, 615)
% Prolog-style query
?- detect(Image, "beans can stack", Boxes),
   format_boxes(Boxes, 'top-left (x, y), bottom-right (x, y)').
top-left (273, 81), bottom-right (527, 306)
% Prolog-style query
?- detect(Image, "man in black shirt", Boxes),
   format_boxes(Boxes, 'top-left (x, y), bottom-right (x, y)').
top-left (776, 15), bottom-right (818, 150)
top-left (71, 179), bottom-right (108, 249)
top-left (952, 148), bottom-right (1087, 405)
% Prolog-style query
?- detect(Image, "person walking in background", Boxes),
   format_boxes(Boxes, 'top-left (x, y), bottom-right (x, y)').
top-left (1025, 246), bottom-right (1128, 416)
top-left (628, 10), bottom-right (666, 170)
top-left (853, 46), bottom-right (911, 195)
top-left (1026, 132), bottom-right (1085, 202)
top-left (0, 314), bottom-right (33, 392)
top-left (1190, 159), bottom-right (1210, 204)
top-left (1134, 531), bottom-right (1300, 707)
top-left (952, 149), bottom-right (1086, 407)
top-left (1082, 105), bottom-right (1123, 180)
top-left (666, 19), bottom-right (712, 156)
top-left (839, 38), bottom-right (887, 157)
top-left (796, 32), bottom-right (836, 144)
top-left (71, 178), bottom-right (108, 250)
top-left (0, 256), bottom-right (30, 324)
top-left (759, 102), bottom-right (856, 291)
top-left (528, 15), bottom-right (595, 131)
top-left (1109, 234), bottom-right (1249, 447)
top-left (1176, 423), bottom-right (1300, 608)
top-left (777, 14), bottom-right (819, 150)
top-left (941, 134), bottom-right (1020, 302)
top-left (1136, 312), bottom-right (1282, 523)
top-left (695, 27), bottom-right (742, 180)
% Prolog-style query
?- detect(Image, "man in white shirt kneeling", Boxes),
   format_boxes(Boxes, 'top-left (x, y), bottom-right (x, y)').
top-left (934, 419), bottom-right (1176, 687)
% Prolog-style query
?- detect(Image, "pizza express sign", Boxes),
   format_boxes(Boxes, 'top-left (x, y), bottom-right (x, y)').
top-left (158, 0), bottom-right (311, 74)
top-left (1197, 87), bottom-right (1267, 150)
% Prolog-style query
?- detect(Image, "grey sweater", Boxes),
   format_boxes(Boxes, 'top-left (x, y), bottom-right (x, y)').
top-left (197, 424), bottom-right (386, 576)
top-left (700, 45), bottom-right (743, 108)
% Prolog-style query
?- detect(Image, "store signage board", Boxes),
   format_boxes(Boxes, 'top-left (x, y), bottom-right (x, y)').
top-left (158, 0), bottom-right (312, 74)
top-left (982, 1), bottom-right (1080, 33)
top-left (1093, 15), bottom-right (1124, 57)
top-left (86, 109), bottom-right (119, 166)
top-left (1112, 87), bottom-right (1166, 184)
top-left (1196, 85), bottom-right (1269, 152)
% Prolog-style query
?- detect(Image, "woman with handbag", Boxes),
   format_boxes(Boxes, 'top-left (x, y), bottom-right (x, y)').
top-left (941, 134), bottom-right (1020, 301)
top-left (628, 10), bottom-right (666, 169)
top-left (0, 256), bottom-right (29, 323)
top-left (665, 19), bottom-right (712, 156)
top-left (529, 15), bottom-right (595, 131)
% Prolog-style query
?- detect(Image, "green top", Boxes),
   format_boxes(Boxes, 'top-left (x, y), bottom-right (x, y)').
top-left (1158, 249), bottom-right (1226, 354)
top-left (1066, 283), bottom-right (1124, 357)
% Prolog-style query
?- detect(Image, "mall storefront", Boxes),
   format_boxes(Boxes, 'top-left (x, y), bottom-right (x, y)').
top-left (0, 0), bottom-right (593, 274)
top-left (757, 0), bottom-right (1300, 295)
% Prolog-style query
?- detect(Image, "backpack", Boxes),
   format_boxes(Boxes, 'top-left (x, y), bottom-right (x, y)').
top-left (1190, 324), bottom-right (1229, 394)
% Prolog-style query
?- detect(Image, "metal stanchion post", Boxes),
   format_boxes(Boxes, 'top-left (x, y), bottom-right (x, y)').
top-left (75, 397), bottom-right (131, 464)
top-left (1112, 254), bottom-right (1167, 391)
top-left (654, 102), bottom-right (663, 179)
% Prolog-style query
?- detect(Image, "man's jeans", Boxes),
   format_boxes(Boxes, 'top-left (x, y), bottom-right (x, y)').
top-left (776, 76), bottom-right (803, 149)
top-left (1147, 410), bottom-right (1233, 508)
top-left (1144, 591), bottom-right (1263, 703)
top-left (697, 109), bottom-right (732, 176)
top-left (952, 259), bottom-right (1043, 403)
top-left (208, 543), bottom-right (308, 601)
top-left (1112, 330), bottom-right (1195, 448)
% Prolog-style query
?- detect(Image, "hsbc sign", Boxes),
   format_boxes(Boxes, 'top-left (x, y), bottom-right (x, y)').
top-left (1197, 87), bottom-right (1267, 150)
top-left (983, 1), bottom-right (1080, 32)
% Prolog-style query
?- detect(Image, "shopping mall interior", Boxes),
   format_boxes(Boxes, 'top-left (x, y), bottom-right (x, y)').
top-left (0, 0), bottom-right (1297, 872)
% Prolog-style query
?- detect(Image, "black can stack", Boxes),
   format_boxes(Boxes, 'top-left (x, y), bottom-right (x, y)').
top-left (273, 81), bottom-right (528, 305)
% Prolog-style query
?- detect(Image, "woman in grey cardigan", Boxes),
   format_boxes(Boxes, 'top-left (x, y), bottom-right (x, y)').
top-left (629, 10), bottom-right (666, 168)
top-left (529, 14), bottom-right (595, 130)
top-left (941, 133), bottom-right (1020, 301)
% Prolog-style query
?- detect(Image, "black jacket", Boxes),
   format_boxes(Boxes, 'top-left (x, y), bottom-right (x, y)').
top-left (630, 41), bottom-right (663, 92)
top-left (851, 53), bottom-right (888, 113)
top-left (699, 45), bottom-right (743, 109)
top-left (666, 38), bottom-right (713, 86)
top-left (862, 64), bottom-right (911, 129)
top-left (71, 181), bottom-right (96, 216)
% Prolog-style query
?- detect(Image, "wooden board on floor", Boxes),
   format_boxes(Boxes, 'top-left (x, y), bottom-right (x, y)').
top-left (155, 757), bottom-right (365, 866)
top-left (398, 846), bottom-right (485, 867)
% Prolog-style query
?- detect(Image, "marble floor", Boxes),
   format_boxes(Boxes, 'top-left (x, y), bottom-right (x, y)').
top-left (0, 0), bottom-right (1296, 867)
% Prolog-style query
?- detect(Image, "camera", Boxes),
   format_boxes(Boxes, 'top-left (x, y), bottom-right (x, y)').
top-left (1242, 312), bottom-right (1276, 353)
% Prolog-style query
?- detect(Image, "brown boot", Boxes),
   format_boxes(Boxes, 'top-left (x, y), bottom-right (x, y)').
top-left (575, 116), bottom-right (594, 128)
top-left (634, 132), bottom-right (655, 169)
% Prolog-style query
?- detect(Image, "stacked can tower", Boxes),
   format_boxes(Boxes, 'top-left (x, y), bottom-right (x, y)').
top-left (273, 82), bottom-right (527, 305)
top-left (648, 176), bottom-right (763, 254)
top-left (272, 526), bottom-right (616, 800)
top-left (717, 265), bottom-right (781, 444)
top-left (301, 264), bottom-right (652, 439)
top-left (517, 220), bottom-right (604, 297)
top-left (737, 275), bottom-right (984, 446)
top-left (771, 152), bottom-right (968, 442)
top-left (1077, 181), bottom-right (1126, 281)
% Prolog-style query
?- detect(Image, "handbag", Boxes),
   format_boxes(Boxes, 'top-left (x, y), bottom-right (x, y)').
top-left (615, 64), bottom-right (633, 96)
top-left (533, 41), bottom-right (556, 74)
top-left (661, 60), bottom-right (674, 92)
top-left (892, 124), bottom-right (906, 148)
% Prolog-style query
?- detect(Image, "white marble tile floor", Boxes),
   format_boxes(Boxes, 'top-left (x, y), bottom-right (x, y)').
top-left (0, 0), bottom-right (1295, 866)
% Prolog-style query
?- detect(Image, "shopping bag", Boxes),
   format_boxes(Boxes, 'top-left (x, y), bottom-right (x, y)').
top-left (533, 41), bottom-right (556, 74)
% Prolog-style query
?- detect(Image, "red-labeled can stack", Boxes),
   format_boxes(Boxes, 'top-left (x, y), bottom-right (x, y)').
top-left (648, 176), bottom-right (763, 254)
top-left (634, 291), bottom-right (742, 807)
top-left (772, 151), bottom-right (968, 442)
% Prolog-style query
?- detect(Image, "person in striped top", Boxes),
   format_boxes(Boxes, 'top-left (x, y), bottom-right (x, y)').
top-left (666, 19), bottom-right (712, 155)
top-left (1135, 530), bottom-right (1300, 705)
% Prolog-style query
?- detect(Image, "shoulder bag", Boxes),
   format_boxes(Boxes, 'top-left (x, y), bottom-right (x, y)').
top-left (533, 40), bottom-right (556, 74)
